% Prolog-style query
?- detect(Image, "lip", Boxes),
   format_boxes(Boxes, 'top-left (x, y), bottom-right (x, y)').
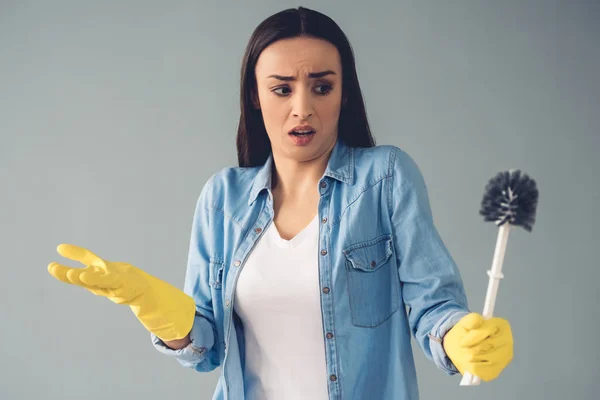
top-left (288, 125), bottom-right (316, 134)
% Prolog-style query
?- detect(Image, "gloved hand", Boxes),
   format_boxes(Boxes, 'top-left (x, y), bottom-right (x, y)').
top-left (443, 312), bottom-right (513, 382)
top-left (48, 244), bottom-right (195, 342)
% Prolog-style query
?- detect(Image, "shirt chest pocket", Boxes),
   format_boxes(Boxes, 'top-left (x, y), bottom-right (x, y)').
top-left (343, 234), bottom-right (400, 327)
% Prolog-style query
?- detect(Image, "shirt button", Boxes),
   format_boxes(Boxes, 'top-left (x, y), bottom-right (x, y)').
top-left (234, 260), bottom-right (241, 267)
top-left (326, 332), bottom-right (334, 339)
top-left (225, 300), bottom-right (230, 307)
top-left (320, 181), bottom-right (327, 188)
top-left (370, 260), bottom-right (377, 268)
top-left (321, 249), bottom-right (327, 256)
top-left (330, 374), bottom-right (337, 382)
top-left (323, 287), bottom-right (330, 294)
top-left (255, 227), bottom-right (262, 233)
top-left (322, 217), bottom-right (328, 224)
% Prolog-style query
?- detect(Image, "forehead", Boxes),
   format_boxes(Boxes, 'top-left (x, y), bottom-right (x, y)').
top-left (255, 36), bottom-right (341, 77)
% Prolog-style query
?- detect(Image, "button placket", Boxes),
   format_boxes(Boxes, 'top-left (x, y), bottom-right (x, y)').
top-left (317, 192), bottom-right (339, 391)
top-left (224, 209), bottom-right (272, 366)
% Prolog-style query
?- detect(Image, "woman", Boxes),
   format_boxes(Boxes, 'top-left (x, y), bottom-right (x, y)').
top-left (48, 6), bottom-right (513, 400)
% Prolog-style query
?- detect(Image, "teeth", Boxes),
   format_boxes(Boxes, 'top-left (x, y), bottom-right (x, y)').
top-left (292, 129), bottom-right (314, 134)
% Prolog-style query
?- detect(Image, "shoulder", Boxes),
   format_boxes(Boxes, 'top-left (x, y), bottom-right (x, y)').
top-left (196, 165), bottom-right (260, 208)
top-left (207, 165), bottom-right (259, 190)
top-left (352, 144), bottom-right (423, 181)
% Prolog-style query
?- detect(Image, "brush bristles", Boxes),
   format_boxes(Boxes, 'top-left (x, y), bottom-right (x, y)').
top-left (480, 170), bottom-right (539, 231)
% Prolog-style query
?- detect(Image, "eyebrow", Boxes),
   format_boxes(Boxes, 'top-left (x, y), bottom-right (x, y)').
top-left (266, 70), bottom-right (336, 81)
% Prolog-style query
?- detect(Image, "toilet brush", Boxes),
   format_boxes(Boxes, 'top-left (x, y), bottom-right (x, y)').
top-left (460, 169), bottom-right (539, 386)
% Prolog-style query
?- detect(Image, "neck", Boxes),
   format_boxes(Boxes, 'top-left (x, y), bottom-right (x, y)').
top-left (271, 146), bottom-right (334, 199)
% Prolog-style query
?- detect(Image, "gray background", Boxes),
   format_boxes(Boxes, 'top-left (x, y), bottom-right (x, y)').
top-left (1, 0), bottom-right (598, 399)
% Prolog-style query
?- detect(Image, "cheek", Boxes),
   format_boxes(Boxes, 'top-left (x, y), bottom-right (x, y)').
top-left (319, 98), bottom-right (342, 127)
top-left (257, 92), bottom-right (288, 138)
top-left (260, 99), bottom-right (286, 125)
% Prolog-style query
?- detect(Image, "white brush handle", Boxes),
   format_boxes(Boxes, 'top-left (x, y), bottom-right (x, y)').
top-left (460, 223), bottom-right (511, 386)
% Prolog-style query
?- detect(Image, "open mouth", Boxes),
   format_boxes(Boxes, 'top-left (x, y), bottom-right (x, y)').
top-left (289, 129), bottom-right (316, 137)
top-left (288, 126), bottom-right (316, 145)
top-left (288, 125), bottom-right (316, 145)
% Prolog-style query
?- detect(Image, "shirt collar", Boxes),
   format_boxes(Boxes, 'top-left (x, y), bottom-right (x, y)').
top-left (248, 138), bottom-right (355, 206)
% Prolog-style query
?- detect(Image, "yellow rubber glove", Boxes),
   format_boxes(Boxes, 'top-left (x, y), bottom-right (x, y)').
top-left (443, 312), bottom-right (514, 382)
top-left (48, 244), bottom-right (195, 342)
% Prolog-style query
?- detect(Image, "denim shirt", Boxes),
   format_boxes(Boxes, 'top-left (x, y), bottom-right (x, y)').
top-left (151, 139), bottom-right (470, 400)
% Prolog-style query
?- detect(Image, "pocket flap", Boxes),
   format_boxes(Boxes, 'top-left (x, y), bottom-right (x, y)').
top-left (343, 235), bottom-right (393, 272)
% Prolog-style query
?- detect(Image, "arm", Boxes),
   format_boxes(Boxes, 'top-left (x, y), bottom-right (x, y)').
top-left (388, 147), bottom-right (470, 374)
top-left (151, 174), bottom-right (223, 372)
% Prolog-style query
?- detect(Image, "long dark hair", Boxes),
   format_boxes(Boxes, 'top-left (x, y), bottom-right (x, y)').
top-left (236, 7), bottom-right (375, 167)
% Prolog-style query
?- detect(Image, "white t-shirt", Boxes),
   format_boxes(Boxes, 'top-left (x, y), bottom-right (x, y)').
top-left (233, 214), bottom-right (329, 400)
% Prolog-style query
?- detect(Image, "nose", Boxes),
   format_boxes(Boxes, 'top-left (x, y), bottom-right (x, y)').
top-left (292, 89), bottom-right (314, 120)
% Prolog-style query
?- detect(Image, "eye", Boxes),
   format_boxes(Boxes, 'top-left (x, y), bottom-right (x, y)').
top-left (271, 84), bottom-right (333, 97)
top-left (314, 84), bottom-right (333, 95)
top-left (272, 86), bottom-right (291, 96)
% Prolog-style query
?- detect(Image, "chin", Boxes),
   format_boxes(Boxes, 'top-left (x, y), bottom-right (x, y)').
top-left (285, 137), bottom-right (335, 162)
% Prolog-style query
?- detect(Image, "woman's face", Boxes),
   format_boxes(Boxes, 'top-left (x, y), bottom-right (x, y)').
top-left (254, 36), bottom-right (343, 163)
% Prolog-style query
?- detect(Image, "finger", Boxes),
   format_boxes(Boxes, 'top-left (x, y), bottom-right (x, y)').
top-left (468, 361), bottom-right (496, 381)
top-left (459, 325), bottom-right (500, 348)
top-left (79, 268), bottom-right (121, 289)
top-left (66, 266), bottom-right (90, 286)
top-left (459, 313), bottom-right (484, 330)
top-left (463, 337), bottom-right (509, 355)
top-left (490, 317), bottom-right (512, 336)
top-left (49, 262), bottom-right (108, 291)
top-left (470, 355), bottom-right (511, 382)
top-left (84, 286), bottom-right (111, 297)
top-left (466, 345), bottom-right (513, 370)
top-left (57, 244), bottom-right (106, 268)
top-left (48, 262), bottom-right (75, 284)
top-left (79, 270), bottom-right (122, 289)
top-left (459, 349), bottom-right (500, 365)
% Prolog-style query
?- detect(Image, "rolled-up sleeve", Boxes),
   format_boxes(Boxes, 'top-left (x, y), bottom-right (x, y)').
top-left (428, 310), bottom-right (470, 374)
top-left (389, 147), bottom-right (471, 375)
top-left (151, 312), bottom-right (216, 368)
